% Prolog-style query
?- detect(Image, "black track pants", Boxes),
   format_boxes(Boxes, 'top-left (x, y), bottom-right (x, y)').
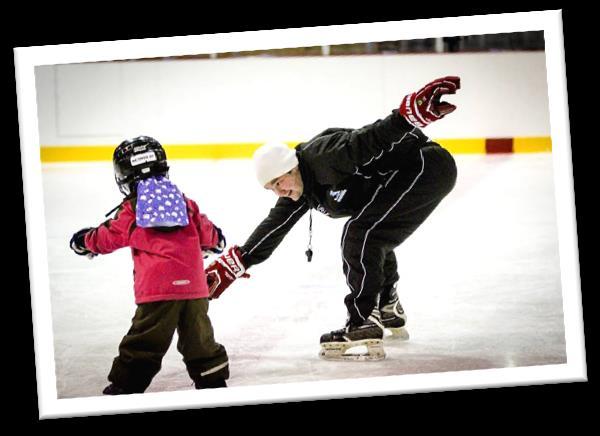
top-left (379, 250), bottom-right (400, 305)
top-left (341, 143), bottom-right (457, 325)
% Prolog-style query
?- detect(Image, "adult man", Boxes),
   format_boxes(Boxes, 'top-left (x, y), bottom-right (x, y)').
top-left (206, 77), bottom-right (460, 360)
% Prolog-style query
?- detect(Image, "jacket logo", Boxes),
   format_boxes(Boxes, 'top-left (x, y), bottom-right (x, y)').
top-left (329, 189), bottom-right (347, 202)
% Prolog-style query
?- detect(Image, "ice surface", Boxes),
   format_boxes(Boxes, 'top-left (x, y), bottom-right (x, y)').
top-left (39, 154), bottom-right (566, 398)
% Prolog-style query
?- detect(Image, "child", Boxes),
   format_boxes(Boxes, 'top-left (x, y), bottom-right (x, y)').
top-left (70, 136), bottom-right (229, 394)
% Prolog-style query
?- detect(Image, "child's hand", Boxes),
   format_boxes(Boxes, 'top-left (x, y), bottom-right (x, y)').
top-left (70, 228), bottom-right (97, 259)
top-left (202, 225), bottom-right (226, 258)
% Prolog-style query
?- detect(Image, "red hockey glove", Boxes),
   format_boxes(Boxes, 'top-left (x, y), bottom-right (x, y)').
top-left (399, 76), bottom-right (461, 128)
top-left (205, 245), bottom-right (249, 299)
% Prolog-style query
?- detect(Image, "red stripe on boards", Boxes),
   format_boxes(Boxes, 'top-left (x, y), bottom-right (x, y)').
top-left (486, 138), bottom-right (513, 154)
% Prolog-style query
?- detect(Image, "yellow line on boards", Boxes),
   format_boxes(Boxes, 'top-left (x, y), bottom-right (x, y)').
top-left (40, 138), bottom-right (552, 162)
top-left (40, 143), bottom-right (277, 162)
top-left (513, 137), bottom-right (552, 153)
top-left (434, 138), bottom-right (486, 154)
top-left (40, 146), bottom-right (114, 162)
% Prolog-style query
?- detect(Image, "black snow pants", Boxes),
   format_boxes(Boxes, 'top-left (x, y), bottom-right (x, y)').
top-left (108, 298), bottom-right (229, 393)
top-left (340, 142), bottom-right (457, 326)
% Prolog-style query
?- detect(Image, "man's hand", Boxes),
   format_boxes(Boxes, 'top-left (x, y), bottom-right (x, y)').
top-left (70, 227), bottom-right (97, 259)
top-left (205, 245), bottom-right (249, 299)
top-left (399, 76), bottom-right (461, 128)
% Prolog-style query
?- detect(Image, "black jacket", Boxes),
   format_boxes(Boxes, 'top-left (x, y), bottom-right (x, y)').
top-left (241, 110), bottom-right (429, 267)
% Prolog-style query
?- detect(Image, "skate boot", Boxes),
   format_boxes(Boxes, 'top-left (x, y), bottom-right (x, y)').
top-left (102, 383), bottom-right (130, 395)
top-left (319, 309), bottom-right (385, 361)
top-left (380, 289), bottom-right (409, 340)
top-left (195, 378), bottom-right (227, 389)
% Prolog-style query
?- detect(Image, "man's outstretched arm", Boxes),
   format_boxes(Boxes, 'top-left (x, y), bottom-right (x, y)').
top-left (205, 196), bottom-right (309, 299)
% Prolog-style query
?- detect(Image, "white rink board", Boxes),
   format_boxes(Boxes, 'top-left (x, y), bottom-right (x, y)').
top-left (34, 51), bottom-right (550, 146)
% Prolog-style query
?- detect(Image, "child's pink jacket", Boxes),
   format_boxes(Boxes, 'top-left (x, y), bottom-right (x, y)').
top-left (85, 197), bottom-right (218, 304)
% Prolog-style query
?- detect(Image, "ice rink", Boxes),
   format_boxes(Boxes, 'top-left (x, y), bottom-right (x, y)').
top-left (40, 153), bottom-right (566, 399)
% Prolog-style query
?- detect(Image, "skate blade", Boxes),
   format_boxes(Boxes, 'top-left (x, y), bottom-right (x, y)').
top-left (385, 327), bottom-right (409, 340)
top-left (319, 339), bottom-right (386, 361)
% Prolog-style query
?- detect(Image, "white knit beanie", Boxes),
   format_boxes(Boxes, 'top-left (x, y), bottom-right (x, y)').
top-left (253, 142), bottom-right (299, 186)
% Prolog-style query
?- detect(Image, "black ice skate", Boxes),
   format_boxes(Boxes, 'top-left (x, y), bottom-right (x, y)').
top-left (380, 289), bottom-right (409, 340)
top-left (102, 383), bottom-right (130, 395)
top-left (195, 378), bottom-right (227, 389)
top-left (319, 309), bottom-right (385, 361)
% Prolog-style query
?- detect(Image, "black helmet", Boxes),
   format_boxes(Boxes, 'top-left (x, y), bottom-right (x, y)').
top-left (113, 136), bottom-right (169, 196)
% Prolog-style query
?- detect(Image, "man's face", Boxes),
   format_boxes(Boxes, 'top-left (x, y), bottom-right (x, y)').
top-left (264, 166), bottom-right (304, 201)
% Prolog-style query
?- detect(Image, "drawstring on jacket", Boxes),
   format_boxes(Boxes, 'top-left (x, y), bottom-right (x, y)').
top-left (105, 203), bottom-right (122, 218)
top-left (105, 193), bottom-right (135, 218)
top-left (305, 208), bottom-right (313, 262)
